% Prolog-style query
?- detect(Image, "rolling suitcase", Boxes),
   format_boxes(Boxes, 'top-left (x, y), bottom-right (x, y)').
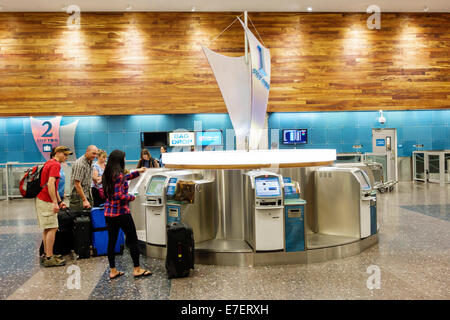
top-left (165, 222), bottom-right (195, 279)
top-left (91, 207), bottom-right (125, 256)
top-left (73, 215), bottom-right (91, 259)
top-left (39, 209), bottom-right (76, 256)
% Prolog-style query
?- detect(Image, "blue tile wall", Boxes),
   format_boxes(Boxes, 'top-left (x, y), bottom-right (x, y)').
top-left (0, 114), bottom-right (234, 163)
top-left (269, 110), bottom-right (450, 157)
top-left (0, 110), bottom-right (448, 163)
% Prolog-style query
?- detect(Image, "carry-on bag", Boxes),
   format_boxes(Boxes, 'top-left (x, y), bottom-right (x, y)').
top-left (90, 207), bottom-right (124, 256)
top-left (73, 215), bottom-right (91, 259)
top-left (165, 222), bottom-right (195, 279)
top-left (39, 229), bottom-right (73, 256)
top-left (39, 208), bottom-right (77, 256)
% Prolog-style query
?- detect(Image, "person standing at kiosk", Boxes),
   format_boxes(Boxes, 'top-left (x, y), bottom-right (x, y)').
top-left (103, 150), bottom-right (152, 279)
top-left (137, 149), bottom-right (159, 168)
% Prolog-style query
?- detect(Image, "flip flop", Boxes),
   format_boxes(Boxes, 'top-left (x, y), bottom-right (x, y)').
top-left (134, 270), bottom-right (152, 278)
top-left (110, 271), bottom-right (125, 280)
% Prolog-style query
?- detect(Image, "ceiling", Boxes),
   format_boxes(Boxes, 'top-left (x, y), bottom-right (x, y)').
top-left (0, 0), bottom-right (448, 12)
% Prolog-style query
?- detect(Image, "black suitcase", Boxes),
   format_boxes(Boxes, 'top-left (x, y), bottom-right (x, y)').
top-left (39, 209), bottom-right (77, 256)
top-left (73, 215), bottom-right (91, 259)
top-left (165, 222), bottom-right (195, 279)
top-left (39, 229), bottom-right (73, 256)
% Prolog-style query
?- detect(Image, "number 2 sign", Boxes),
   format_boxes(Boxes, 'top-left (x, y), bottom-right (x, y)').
top-left (30, 116), bottom-right (62, 161)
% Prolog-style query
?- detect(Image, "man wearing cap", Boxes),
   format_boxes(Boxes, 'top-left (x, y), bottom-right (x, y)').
top-left (69, 145), bottom-right (98, 212)
top-left (36, 145), bottom-right (72, 267)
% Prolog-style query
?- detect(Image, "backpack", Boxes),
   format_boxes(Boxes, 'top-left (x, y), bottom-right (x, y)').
top-left (19, 164), bottom-right (46, 198)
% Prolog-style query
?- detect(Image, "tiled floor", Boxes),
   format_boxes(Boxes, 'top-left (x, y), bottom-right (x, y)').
top-left (0, 181), bottom-right (449, 300)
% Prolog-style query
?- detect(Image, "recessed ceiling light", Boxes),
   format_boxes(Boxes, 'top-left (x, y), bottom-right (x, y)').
top-left (307, 7), bottom-right (313, 12)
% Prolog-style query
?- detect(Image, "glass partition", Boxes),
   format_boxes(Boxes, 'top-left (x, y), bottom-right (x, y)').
top-left (446, 153), bottom-right (450, 183)
top-left (427, 154), bottom-right (441, 183)
top-left (0, 164), bottom-right (6, 199)
top-left (1, 159), bottom-right (141, 200)
top-left (364, 154), bottom-right (388, 183)
top-left (412, 150), bottom-right (450, 185)
top-left (414, 152), bottom-right (426, 181)
top-left (336, 153), bottom-right (363, 163)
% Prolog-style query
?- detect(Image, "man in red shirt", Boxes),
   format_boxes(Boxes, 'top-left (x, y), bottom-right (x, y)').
top-left (36, 146), bottom-right (72, 267)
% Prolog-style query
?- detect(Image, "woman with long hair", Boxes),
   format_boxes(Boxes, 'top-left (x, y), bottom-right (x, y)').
top-left (102, 149), bottom-right (152, 279)
top-left (137, 148), bottom-right (159, 168)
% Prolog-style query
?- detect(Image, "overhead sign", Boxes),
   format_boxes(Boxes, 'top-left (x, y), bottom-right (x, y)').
top-left (30, 117), bottom-right (61, 160)
top-left (196, 131), bottom-right (222, 146)
top-left (201, 16), bottom-right (271, 150)
top-left (169, 132), bottom-right (194, 147)
top-left (30, 117), bottom-right (78, 161)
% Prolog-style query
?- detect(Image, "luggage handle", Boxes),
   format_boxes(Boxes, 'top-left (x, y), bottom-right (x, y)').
top-left (177, 242), bottom-right (182, 258)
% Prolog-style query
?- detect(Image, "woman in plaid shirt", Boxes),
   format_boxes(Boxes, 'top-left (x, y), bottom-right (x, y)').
top-left (102, 150), bottom-right (152, 279)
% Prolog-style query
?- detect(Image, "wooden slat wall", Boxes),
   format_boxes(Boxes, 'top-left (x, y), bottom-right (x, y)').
top-left (0, 12), bottom-right (449, 116)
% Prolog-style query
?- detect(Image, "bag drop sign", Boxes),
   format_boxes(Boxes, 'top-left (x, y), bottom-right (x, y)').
top-left (169, 132), bottom-right (194, 147)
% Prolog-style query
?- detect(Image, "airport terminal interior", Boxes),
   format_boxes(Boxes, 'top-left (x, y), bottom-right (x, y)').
top-left (0, 1), bottom-right (449, 301)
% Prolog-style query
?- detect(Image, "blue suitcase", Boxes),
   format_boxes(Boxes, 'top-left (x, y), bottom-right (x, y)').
top-left (91, 207), bottom-right (125, 256)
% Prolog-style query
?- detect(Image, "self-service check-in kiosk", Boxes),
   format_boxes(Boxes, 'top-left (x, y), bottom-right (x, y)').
top-left (283, 177), bottom-right (306, 252)
top-left (166, 177), bottom-right (181, 224)
top-left (144, 175), bottom-right (169, 246)
top-left (315, 167), bottom-right (377, 240)
top-left (143, 170), bottom-right (215, 249)
top-left (244, 171), bottom-right (284, 252)
top-left (129, 168), bottom-right (165, 242)
top-left (353, 170), bottom-right (378, 238)
top-left (143, 173), bottom-right (185, 247)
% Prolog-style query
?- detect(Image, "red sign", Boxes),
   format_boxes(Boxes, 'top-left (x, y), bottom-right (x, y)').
top-left (30, 116), bottom-right (62, 161)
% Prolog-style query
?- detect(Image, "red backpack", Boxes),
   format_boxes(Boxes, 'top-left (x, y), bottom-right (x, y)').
top-left (19, 164), bottom-right (47, 198)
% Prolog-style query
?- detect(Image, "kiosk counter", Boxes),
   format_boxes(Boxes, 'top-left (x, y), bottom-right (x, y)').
top-left (134, 149), bottom-right (379, 266)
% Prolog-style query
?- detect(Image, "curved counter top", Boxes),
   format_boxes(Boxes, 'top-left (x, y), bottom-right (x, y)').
top-left (162, 149), bottom-right (336, 169)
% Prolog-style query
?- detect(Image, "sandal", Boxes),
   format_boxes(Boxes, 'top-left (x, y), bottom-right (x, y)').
top-left (110, 271), bottom-right (125, 280)
top-left (134, 270), bottom-right (152, 278)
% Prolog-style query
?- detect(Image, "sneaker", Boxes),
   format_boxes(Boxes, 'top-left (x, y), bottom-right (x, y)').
top-left (54, 255), bottom-right (66, 264)
top-left (44, 256), bottom-right (66, 267)
top-left (42, 254), bottom-right (63, 263)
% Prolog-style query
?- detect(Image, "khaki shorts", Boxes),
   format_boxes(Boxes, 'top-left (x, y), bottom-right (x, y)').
top-left (35, 198), bottom-right (58, 230)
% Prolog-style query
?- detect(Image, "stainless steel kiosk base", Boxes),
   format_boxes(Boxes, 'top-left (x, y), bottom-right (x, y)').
top-left (139, 150), bottom-right (378, 267)
top-left (142, 234), bottom-right (378, 267)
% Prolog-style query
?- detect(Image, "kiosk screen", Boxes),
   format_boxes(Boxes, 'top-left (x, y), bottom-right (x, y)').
top-left (255, 177), bottom-right (281, 197)
top-left (146, 176), bottom-right (166, 195)
top-left (354, 171), bottom-right (371, 190)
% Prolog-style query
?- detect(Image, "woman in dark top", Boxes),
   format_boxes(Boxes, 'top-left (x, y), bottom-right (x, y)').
top-left (103, 149), bottom-right (152, 280)
top-left (137, 148), bottom-right (159, 168)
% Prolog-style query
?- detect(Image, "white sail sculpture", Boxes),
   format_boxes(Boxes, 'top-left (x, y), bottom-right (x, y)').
top-left (202, 17), bottom-right (271, 150)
